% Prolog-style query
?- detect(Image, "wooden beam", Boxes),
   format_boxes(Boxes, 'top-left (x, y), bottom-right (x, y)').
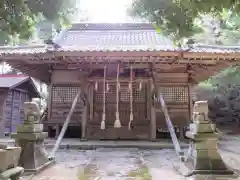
top-left (179, 59), bottom-right (217, 64)
top-left (55, 50), bottom-right (179, 57)
top-left (87, 77), bottom-right (150, 82)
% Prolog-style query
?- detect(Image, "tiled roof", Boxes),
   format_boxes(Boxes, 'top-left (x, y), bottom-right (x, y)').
top-left (188, 44), bottom-right (240, 53)
top-left (1, 24), bottom-right (240, 55)
top-left (0, 44), bottom-right (47, 55)
top-left (0, 75), bottom-right (29, 88)
top-left (54, 23), bottom-right (177, 52)
top-left (0, 74), bottom-right (40, 97)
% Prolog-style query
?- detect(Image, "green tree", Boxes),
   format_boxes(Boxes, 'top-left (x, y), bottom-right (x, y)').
top-left (0, 0), bottom-right (78, 45)
top-left (129, 0), bottom-right (240, 43)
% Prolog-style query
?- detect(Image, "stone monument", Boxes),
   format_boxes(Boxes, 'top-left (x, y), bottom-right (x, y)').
top-left (11, 100), bottom-right (53, 173)
top-left (0, 144), bottom-right (24, 180)
top-left (183, 101), bottom-right (234, 176)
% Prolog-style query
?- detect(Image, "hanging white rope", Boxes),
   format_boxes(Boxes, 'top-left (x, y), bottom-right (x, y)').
top-left (128, 65), bottom-right (133, 130)
top-left (95, 81), bottom-right (98, 91)
top-left (106, 82), bottom-right (110, 92)
top-left (100, 65), bottom-right (107, 130)
top-left (139, 81), bottom-right (142, 91)
top-left (114, 63), bottom-right (121, 128)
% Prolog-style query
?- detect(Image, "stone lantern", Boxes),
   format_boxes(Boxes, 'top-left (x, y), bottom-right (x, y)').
top-left (183, 101), bottom-right (234, 176)
top-left (11, 100), bottom-right (53, 173)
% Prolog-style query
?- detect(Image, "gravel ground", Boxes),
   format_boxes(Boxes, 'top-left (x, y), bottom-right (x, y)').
top-left (16, 135), bottom-right (240, 180)
top-left (32, 148), bottom-right (185, 180)
top-left (30, 148), bottom-right (240, 180)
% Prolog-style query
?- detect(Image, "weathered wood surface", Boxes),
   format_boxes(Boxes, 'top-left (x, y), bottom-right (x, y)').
top-left (0, 90), bottom-right (7, 137)
top-left (46, 77), bottom-right (190, 140)
top-left (49, 85), bottom-right (84, 124)
top-left (4, 90), bottom-right (29, 134)
top-left (86, 81), bottom-right (149, 139)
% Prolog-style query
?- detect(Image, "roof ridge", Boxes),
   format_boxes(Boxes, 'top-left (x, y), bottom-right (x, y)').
top-left (196, 44), bottom-right (240, 49)
top-left (0, 74), bottom-right (28, 78)
top-left (69, 23), bottom-right (155, 31)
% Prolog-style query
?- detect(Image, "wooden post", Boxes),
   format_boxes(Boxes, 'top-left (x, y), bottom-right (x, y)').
top-left (188, 84), bottom-right (193, 121)
top-left (81, 105), bottom-right (87, 140)
top-left (179, 126), bottom-right (185, 141)
top-left (55, 124), bottom-right (60, 139)
top-left (89, 84), bottom-right (93, 121)
top-left (47, 83), bottom-right (53, 123)
top-left (146, 82), bottom-right (151, 122)
top-left (150, 80), bottom-right (156, 141)
top-left (150, 105), bottom-right (156, 141)
top-left (81, 84), bottom-right (89, 141)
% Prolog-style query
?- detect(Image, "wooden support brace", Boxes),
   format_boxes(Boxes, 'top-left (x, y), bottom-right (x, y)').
top-left (49, 88), bottom-right (82, 158)
top-left (152, 70), bottom-right (184, 160)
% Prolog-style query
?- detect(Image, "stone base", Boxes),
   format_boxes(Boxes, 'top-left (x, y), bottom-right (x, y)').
top-left (80, 138), bottom-right (88, 142)
top-left (13, 137), bottom-right (50, 174)
top-left (180, 160), bottom-right (234, 177)
top-left (183, 169), bottom-right (234, 177)
top-left (0, 166), bottom-right (24, 180)
top-left (23, 160), bottom-right (54, 175)
top-left (192, 174), bottom-right (239, 180)
top-left (0, 147), bottom-right (21, 172)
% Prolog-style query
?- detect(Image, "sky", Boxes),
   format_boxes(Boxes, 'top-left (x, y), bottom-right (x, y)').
top-left (76, 0), bottom-right (143, 23)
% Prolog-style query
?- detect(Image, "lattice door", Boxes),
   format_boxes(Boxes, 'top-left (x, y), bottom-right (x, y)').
top-left (155, 85), bottom-right (189, 128)
top-left (158, 86), bottom-right (189, 104)
top-left (51, 85), bottom-right (82, 122)
top-left (93, 82), bottom-right (147, 126)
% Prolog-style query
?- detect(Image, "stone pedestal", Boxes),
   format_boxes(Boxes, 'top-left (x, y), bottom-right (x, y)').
top-left (11, 101), bottom-right (53, 173)
top-left (0, 144), bottom-right (24, 180)
top-left (182, 101), bottom-right (234, 177)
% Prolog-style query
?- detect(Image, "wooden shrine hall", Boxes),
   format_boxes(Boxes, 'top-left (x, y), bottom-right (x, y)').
top-left (0, 23), bottom-right (239, 140)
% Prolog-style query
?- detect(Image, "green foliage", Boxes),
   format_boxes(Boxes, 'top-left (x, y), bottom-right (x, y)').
top-left (199, 66), bottom-right (240, 91)
top-left (0, 0), bottom-right (78, 44)
top-left (129, 0), bottom-right (240, 42)
top-left (129, 0), bottom-right (203, 42)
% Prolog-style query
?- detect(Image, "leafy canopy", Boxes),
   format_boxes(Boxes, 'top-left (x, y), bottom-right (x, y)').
top-left (0, 0), bottom-right (78, 44)
top-left (129, 0), bottom-right (240, 42)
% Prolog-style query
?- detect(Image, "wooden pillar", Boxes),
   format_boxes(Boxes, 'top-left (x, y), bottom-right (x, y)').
top-left (55, 124), bottom-right (60, 139)
top-left (188, 84), bottom-right (194, 122)
top-left (47, 83), bottom-right (53, 123)
top-left (179, 126), bottom-right (185, 141)
top-left (89, 84), bottom-right (93, 121)
top-left (150, 106), bottom-right (156, 141)
top-left (81, 84), bottom-right (89, 141)
top-left (81, 104), bottom-right (87, 140)
top-left (146, 80), bottom-right (151, 121)
top-left (150, 80), bottom-right (156, 141)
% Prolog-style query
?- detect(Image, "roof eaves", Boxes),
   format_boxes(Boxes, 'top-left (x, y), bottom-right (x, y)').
top-left (10, 77), bottom-right (41, 98)
top-left (28, 78), bottom-right (41, 98)
top-left (9, 77), bottom-right (30, 89)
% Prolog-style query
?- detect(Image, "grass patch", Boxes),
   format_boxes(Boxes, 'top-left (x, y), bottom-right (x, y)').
top-left (128, 165), bottom-right (152, 180)
top-left (77, 164), bottom-right (99, 180)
